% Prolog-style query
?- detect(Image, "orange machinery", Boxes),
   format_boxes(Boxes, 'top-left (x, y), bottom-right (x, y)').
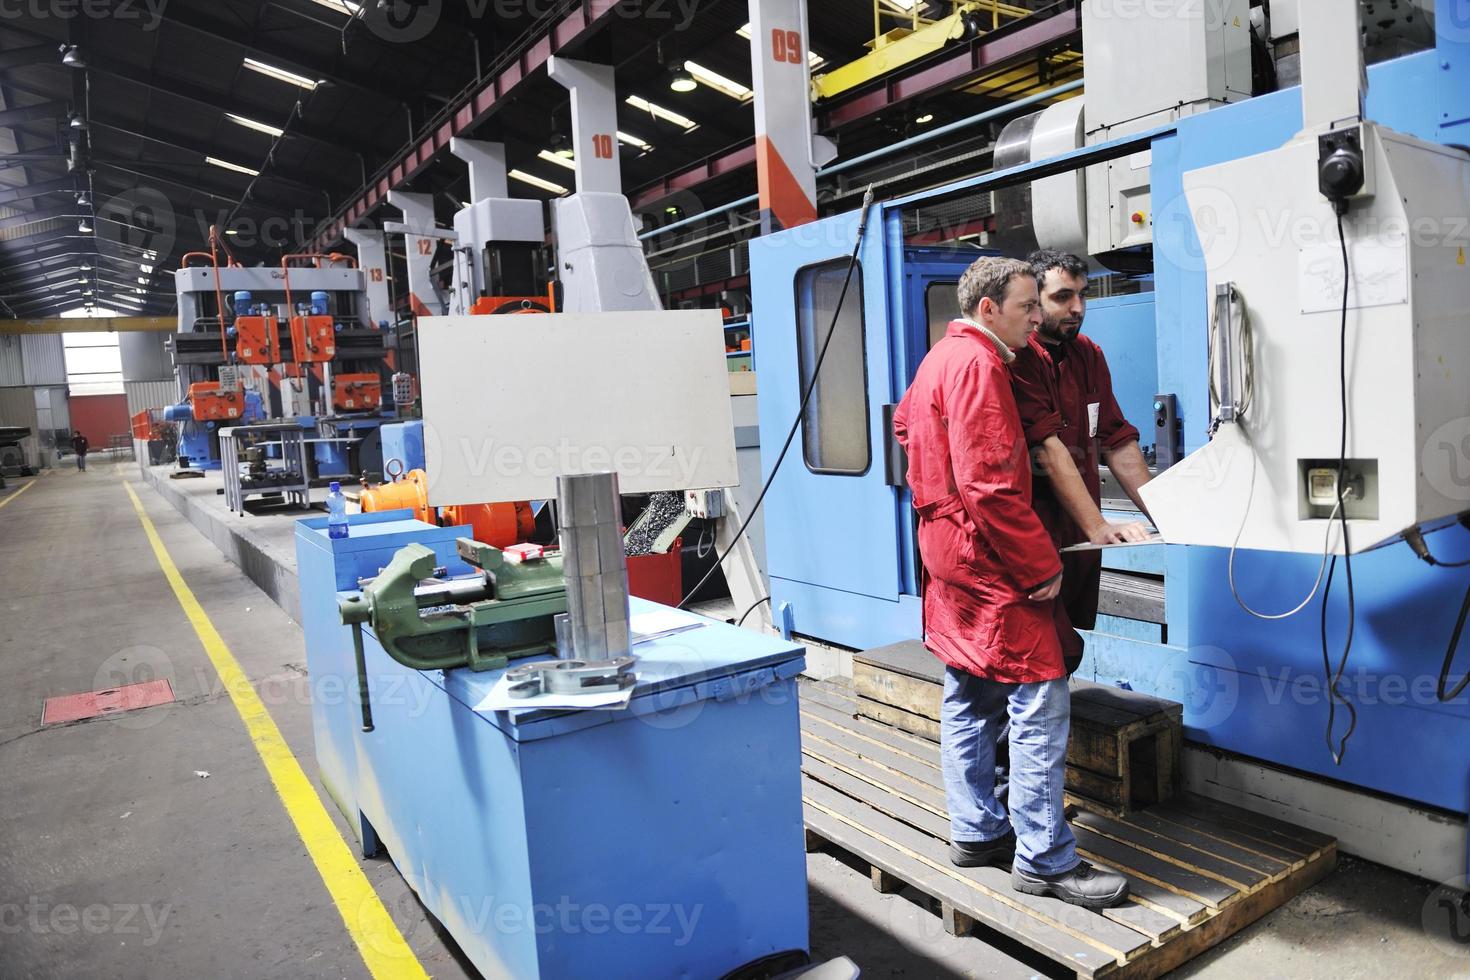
top-left (130, 409), bottom-right (170, 441)
top-left (359, 468), bottom-right (535, 548)
top-left (468, 283), bottom-right (557, 316)
top-left (187, 381), bottom-right (249, 421)
top-left (235, 314), bottom-right (279, 364)
top-left (333, 373), bottom-right (382, 412)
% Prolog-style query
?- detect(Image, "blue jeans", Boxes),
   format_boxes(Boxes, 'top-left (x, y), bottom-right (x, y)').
top-left (941, 666), bottom-right (1077, 876)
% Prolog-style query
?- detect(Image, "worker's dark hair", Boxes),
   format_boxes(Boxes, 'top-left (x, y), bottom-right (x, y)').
top-left (956, 256), bottom-right (1034, 319)
top-left (1027, 248), bottom-right (1088, 286)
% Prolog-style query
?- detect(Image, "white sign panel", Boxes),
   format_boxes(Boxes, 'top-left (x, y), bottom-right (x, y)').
top-left (419, 311), bottom-right (739, 506)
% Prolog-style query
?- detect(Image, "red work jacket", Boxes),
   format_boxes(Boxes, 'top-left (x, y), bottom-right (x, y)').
top-left (893, 320), bottom-right (1065, 684)
top-left (1009, 333), bottom-right (1139, 631)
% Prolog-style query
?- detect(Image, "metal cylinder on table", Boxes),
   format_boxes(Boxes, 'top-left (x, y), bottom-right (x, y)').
top-left (556, 471), bottom-right (630, 662)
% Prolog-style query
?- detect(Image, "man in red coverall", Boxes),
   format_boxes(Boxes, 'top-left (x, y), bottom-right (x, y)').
top-left (1011, 250), bottom-right (1154, 673)
top-left (894, 256), bottom-right (1128, 910)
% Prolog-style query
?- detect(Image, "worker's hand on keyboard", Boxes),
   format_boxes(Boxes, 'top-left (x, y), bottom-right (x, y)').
top-left (1089, 520), bottom-right (1153, 545)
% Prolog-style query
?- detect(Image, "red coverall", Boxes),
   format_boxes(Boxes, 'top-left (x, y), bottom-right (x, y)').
top-left (893, 320), bottom-right (1065, 684)
top-left (1009, 334), bottom-right (1140, 635)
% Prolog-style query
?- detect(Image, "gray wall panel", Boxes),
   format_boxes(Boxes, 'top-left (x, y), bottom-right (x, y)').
top-left (120, 331), bottom-right (171, 381)
top-left (20, 334), bottom-right (66, 386)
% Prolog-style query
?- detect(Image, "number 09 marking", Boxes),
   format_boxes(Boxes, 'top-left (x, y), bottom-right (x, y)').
top-left (771, 28), bottom-right (802, 64)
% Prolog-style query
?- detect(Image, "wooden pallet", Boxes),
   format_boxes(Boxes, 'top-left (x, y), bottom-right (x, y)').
top-left (851, 640), bottom-right (1183, 815)
top-left (799, 680), bottom-right (1337, 980)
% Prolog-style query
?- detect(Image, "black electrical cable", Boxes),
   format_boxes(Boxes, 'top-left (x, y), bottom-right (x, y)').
top-left (1434, 579), bottom-right (1470, 702)
top-left (737, 596), bottom-right (772, 628)
top-left (1320, 209), bottom-right (1358, 765)
top-left (675, 186), bottom-right (877, 611)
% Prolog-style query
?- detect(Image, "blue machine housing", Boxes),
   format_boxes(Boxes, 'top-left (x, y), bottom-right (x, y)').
top-left (162, 391), bottom-right (266, 470)
top-left (294, 511), bottom-right (811, 978)
top-left (379, 419), bottom-right (425, 477)
top-left (749, 31), bottom-right (1470, 853)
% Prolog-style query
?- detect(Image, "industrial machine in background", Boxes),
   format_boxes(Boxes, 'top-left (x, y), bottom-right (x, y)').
top-left (163, 236), bottom-right (397, 473)
top-left (750, 0), bottom-right (1470, 882)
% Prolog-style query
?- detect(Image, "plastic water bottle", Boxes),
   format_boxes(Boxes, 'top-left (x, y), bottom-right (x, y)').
top-left (327, 481), bottom-right (349, 539)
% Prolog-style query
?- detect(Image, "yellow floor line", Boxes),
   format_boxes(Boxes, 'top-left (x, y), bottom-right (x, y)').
top-left (0, 479), bottom-right (36, 509)
top-left (121, 480), bottom-right (428, 980)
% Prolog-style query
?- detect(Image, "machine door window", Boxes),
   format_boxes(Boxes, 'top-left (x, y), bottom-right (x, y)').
top-left (926, 280), bottom-right (959, 350)
top-left (794, 260), bottom-right (870, 475)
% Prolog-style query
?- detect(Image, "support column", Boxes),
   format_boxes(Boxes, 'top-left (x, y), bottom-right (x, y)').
top-left (450, 137), bottom-right (510, 202)
top-left (750, 0), bottom-right (819, 234)
top-left (385, 190), bottom-right (446, 317)
top-left (343, 228), bottom-right (391, 328)
top-left (547, 57), bottom-right (622, 195)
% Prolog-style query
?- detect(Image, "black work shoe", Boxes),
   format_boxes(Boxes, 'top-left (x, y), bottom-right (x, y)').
top-left (949, 830), bottom-right (1016, 869)
top-left (1012, 860), bottom-right (1129, 910)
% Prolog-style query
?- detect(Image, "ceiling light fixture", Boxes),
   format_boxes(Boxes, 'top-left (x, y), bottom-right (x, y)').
top-left (683, 61), bottom-right (752, 101)
top-left (625, 95), bottom-right (697, 131)
top-left (616, 131), bottom-right (653, 152)
top-left (59, 45), bottom-right (86, 68)
top-left (309, 0), bottom-right (362, 14)
top-left (205, 156), bottom-right (261, 177)
top-left (668, 65), bottom-right (697, 93)
top-left (76, 191), bottom-right (91, 207)
top-left (77, 218), bottom-right (92, 234)
top-left (242, 57), bottom-right (318, 90)
top-left (537, 149), bottom-right (577, 171)
top-left (915, 113), bottom-right (934, 125)
top-left (225, 113), bottom-right (285, 137)
top-left (68, 113), bottom-right (87, 130)
top-left (224, 229), bottom-right (239, 236)
top-left (508, 169), bottom-right (568, 195)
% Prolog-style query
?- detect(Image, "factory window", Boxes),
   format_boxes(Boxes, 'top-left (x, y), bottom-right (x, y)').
top-left (925, 281), bottom-right (959, 350)
top-left (794, 260), bottom-right (870, 475)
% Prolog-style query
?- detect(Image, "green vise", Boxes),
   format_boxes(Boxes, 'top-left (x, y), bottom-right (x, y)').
top-left (337, 538), bottom-right (567, 732)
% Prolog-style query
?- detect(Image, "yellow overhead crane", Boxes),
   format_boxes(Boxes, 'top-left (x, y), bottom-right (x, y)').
top-left (812, 0), bottom-right (1081, 103)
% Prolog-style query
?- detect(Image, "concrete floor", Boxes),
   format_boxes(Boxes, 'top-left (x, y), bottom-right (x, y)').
top-left (3, 460), bottom-right (1469, 979)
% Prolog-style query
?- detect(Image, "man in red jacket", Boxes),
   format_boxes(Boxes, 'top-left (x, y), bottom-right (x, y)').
top-left (1011, 250), bottom-right (1154, 672)
top-left (894, 256), bottom-right (1128, 910)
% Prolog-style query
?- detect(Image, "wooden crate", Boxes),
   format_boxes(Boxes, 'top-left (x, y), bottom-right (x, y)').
top-left (798, 680), bottom-right (1337, 980)
top-left (851, 640), bottom-right (1182, 816)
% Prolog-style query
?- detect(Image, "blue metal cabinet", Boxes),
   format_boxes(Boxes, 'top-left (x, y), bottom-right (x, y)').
top-left (295, 517), bottom-right (811, 978)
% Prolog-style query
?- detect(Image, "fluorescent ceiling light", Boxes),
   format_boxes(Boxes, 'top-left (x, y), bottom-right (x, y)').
top-left (683, 61), bottom-right (752, 101)
top-left (205, 156), bottom-right (261, 176)
top-left (225, 113), bottom-right (285, 137)
top-left (224, 229), bottom-right (239, 236)
top-left (137, 276), bottom-right (148, 284)
top-left (309, 0), bottom-right (361, 14)
top-left (735, 24), bottom-right (827, 68)
top-left (243, 57), bottom-right (318, 90)
top-left (508, 169), bottom-right (568, 195)
top-left (915, 113), bottom-right (934, 124)
top-left (139, 263), bottom-right (154, 273)
top-left (616, 131), bottom-right (653, 151)
top-left (537, 149), bottom-right (577, 171)
top-left (625, 95), bottom-right (697, 131)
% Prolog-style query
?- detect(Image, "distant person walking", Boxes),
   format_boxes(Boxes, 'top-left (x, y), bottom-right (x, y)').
top-left (71, 431), bottom-right (89, 471)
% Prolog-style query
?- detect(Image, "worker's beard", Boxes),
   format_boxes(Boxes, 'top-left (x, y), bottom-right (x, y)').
top-left (1038, 313), bottom-right (1082, 345)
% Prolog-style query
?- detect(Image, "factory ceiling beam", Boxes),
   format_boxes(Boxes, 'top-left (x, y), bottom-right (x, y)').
top-left (150, 5), bottom-right (408, 108)
top-left (0, 100), bottom-right (66, 127)
top-left (0, 174), bottom-right (76, 206)
top-left (0, 45), bottom-right (57, 71)
top-left (313, 0), bottom-right (624, 248)
top-left (2, 36), bottom-right (383, 159)
top-left (86, 119), bottom-right (357, 198)
top-left (0, 315), bottom-right (173, 334)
